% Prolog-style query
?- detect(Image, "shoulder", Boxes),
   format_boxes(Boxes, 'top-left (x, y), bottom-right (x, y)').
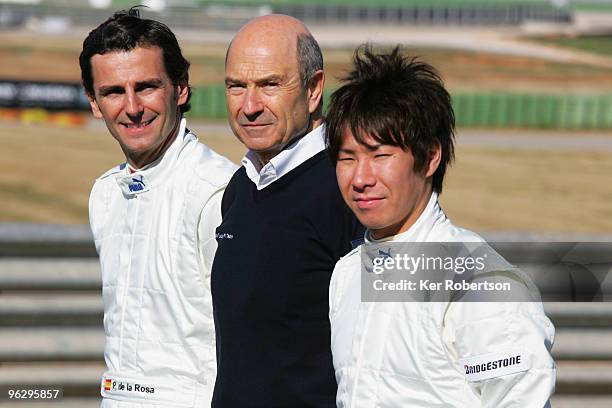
top-left (329, 245), bottom-right (362, 313)
top-left (334, 245), bottom-right (361, 271)
top-left (221, 166), bottom-right (247, 197)
top-left (309, 150), bottom-right (337, 181)
top-left (432, 217), bottom-right (486, 244)
top-left (97, 162), bottom-right (125, 181)
top-left (89, 164), bottom-right (125, 235)
top-left (446, 226), bottom-right (486, 243)
top-left (90, 163), bottom-right (124, 198)
top-left (302, 152), bottom-right (346, 201)
top-left (187, 140), bottom-right (238, 190)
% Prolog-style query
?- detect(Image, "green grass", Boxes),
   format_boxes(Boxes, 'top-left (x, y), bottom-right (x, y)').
top-left (569, 1), bottom-right (612, 12)
top-left (534, 35), bottom-right (612, 57)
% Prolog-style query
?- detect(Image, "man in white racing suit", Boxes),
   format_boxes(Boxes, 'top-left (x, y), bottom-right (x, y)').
top-left (324, 45), bottom-right (556, 407)
top-left (80, 8), bottom-right (237, 407)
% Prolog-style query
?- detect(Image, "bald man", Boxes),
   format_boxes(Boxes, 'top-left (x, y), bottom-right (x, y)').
top-left (211, 15), bottom-right (363, 407)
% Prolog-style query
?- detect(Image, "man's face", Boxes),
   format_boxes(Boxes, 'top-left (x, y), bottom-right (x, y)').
top-left (224, 40), bottom-right (315, 164)
top-left (335, 129), bottom-right (437, 240)
top-left (88, 46), bottom-right (188, 168)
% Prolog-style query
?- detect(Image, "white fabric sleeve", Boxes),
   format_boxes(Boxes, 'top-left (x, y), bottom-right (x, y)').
top-left (196, 188), bottom-right (224, 281)
top-left (444, 300), bottom-right (556, 408)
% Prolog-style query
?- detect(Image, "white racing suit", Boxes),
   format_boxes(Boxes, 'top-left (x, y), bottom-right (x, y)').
top-left (89, 119), bottom-right (237, 407)
top-left (329, 193), bottom-right (556, 407)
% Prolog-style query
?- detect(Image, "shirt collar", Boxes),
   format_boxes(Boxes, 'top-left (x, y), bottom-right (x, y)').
top-left (241, 125), bottom-right (326, 190)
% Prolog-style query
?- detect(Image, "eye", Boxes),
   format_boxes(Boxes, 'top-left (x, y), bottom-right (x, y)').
top-left (226, 83), bottom-right (245, 94)
top-left (374, 153), bottom-right (392, 159)
top-left (99, 87), bottom-right (123, 97)
top-left (137, 86), bottom-right (155, 94)
top-left (337, 156), bottom-right (354, 163)
top-left (135, 81), bottom-right (162, 94)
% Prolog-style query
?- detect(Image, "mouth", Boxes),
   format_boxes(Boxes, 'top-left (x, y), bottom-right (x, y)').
top-left (242, 123), bottom-right (271, 128)
top-left (354, 197), bottom-right (384, 210)
top-left (122, 117), bottom-right (155, 130)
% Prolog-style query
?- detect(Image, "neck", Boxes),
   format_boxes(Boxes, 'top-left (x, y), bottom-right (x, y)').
top-left (370, 188), bottom-right (434, 241)
top-left (127, 117), bottom-right (182, 170)
top-left (255, 118), bottom-right (322, 166)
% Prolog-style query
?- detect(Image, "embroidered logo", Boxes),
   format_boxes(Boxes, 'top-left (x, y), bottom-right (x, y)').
top-left (378, 248), bottom-right (392, 258)
top-left (459, 348), bottom-right (530, 382)
top-left (215, 232), bottom-right (234, 240)
top-left (103, 377), bottom-right (155, 394)
top-left (128, 175), bottom-right (145, 193)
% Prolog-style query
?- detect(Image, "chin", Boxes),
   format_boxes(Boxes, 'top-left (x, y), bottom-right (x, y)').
top-left (357, 218), bottom-right (386, 232)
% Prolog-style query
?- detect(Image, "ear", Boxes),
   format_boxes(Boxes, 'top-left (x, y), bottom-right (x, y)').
top-left (176, 82), bottom-right (189, 107)
top-left (425, 141), bottom-right (442, 178)
top-left (87, 94), bottom-right (103, 119)
top-left (306, 70), bottom-right (324, 114)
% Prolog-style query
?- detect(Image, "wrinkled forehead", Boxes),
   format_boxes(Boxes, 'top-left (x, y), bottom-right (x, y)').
top-left (226, 30), bottom-right (298, 70)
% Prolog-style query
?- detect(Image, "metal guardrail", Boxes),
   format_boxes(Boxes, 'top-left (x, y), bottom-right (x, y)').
top-left (0, 223), bottom-right (95, 257)
top-left (2, 223), bottom-right (612, 254)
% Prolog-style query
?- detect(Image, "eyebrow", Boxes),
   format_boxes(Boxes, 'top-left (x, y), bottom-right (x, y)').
top-left (224, 77), bottom-right (243, 86)
top-left (135, 79), bottom-right (163, 89)
top-left (365, 143), bottom-right (382, 151)
top-left (339, 143), bottom-right (382, 154)
top-left (98, 79), bottom-right (164, 95)
top-left (225, 74), bottom-right (283, 86)
top-left (255, 75), bottom-right (283, 85)
top-left (98, 85), bottom-right (123, 96)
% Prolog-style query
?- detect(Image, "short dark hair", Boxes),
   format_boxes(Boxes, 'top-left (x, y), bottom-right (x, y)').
top-left (79, 6), bottom-right (191, 113)
top-left (325, 44), bottom-right (455, 194)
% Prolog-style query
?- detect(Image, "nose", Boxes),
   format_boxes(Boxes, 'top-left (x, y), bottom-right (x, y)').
top-left (242, 87), bottom-right (264, 120)
top-left (352, 159), bottom-right (376, 191)
top-left (124, 89), bottom-right (144, 121)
